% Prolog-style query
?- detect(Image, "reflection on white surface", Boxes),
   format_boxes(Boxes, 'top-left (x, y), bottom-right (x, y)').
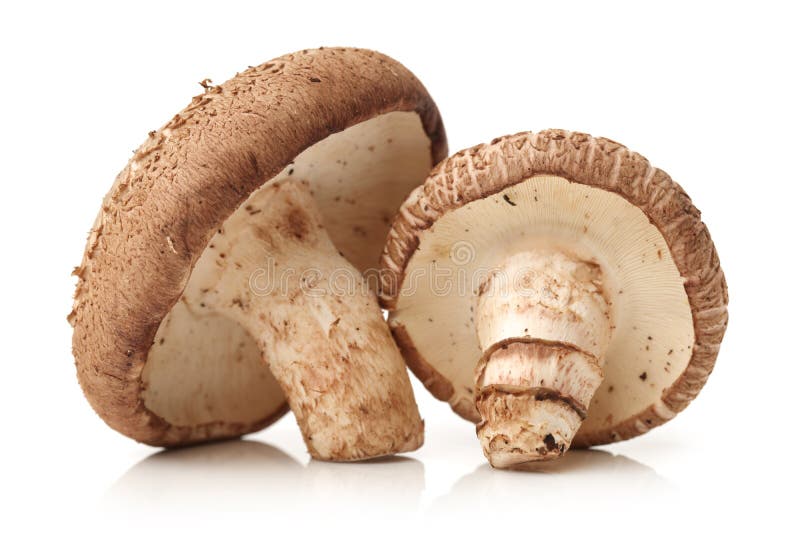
top-left (306, 456), bottom-right (425, 512)
top-left (431, 449), bottom-right (672, 516)
top-left (104, 439), bottom-right (424, 514)
top-left (104, 440), bottom-right (303, 512)
top-left (103, 437), bottom-right (669, 519)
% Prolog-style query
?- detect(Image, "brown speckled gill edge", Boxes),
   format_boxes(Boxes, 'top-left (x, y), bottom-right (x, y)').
top-left (69, 47), bottom-right (447, 446)
top-left (380, 129), bottom-right (727, 447)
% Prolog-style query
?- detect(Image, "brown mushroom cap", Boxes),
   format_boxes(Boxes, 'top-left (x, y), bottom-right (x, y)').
top-left (380, 129), bottom-right (727, 447)
top-left (70, 47), bottom-right (446, 447)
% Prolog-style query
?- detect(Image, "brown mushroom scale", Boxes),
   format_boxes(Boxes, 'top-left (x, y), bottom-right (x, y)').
top-left (381, 130), bottom-right (727, 468)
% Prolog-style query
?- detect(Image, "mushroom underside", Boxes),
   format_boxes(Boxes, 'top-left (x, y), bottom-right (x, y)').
top-left (142, 111), bottom-right (432, 448)
top-left (389, 174), bottom-right (695, 446)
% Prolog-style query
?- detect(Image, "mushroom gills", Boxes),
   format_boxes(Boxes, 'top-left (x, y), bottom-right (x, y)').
top-left (388, 173), bottom-right (696, 463)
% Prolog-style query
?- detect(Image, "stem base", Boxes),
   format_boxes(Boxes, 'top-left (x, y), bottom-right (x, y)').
top-left (476, 387), bottom-right (582, 467)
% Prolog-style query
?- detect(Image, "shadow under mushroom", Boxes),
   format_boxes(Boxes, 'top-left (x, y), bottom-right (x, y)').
top-left (429, 448), bottom-right (673, 516)
top-left (104, 439), bottom-right (425, 514)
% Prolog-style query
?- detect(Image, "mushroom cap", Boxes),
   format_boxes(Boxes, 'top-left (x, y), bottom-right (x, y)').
top-left (70, 47), bottom-right (447, 446)
top-left (380, 130), bottom-right (727, 447)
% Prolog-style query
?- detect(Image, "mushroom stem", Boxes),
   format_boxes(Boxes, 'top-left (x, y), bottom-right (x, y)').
top-left (474, 250), bottom-right (612, 467)
top-left (190, 180), bottom-right (423, 460)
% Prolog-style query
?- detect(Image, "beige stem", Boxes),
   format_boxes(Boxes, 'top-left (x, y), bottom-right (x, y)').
top-left (192, 180), bottom-right (423, 460)
top-left (474, 250), bottom-right (612, 468)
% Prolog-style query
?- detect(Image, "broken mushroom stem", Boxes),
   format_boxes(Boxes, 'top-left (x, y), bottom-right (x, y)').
top-left (191, 179), bottom-right (423, 460)
top-left (473, 249), bottom-right (613, 468)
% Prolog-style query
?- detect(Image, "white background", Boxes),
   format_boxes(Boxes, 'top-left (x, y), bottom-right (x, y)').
top-left (1, 1), bottom-right (798, 533)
